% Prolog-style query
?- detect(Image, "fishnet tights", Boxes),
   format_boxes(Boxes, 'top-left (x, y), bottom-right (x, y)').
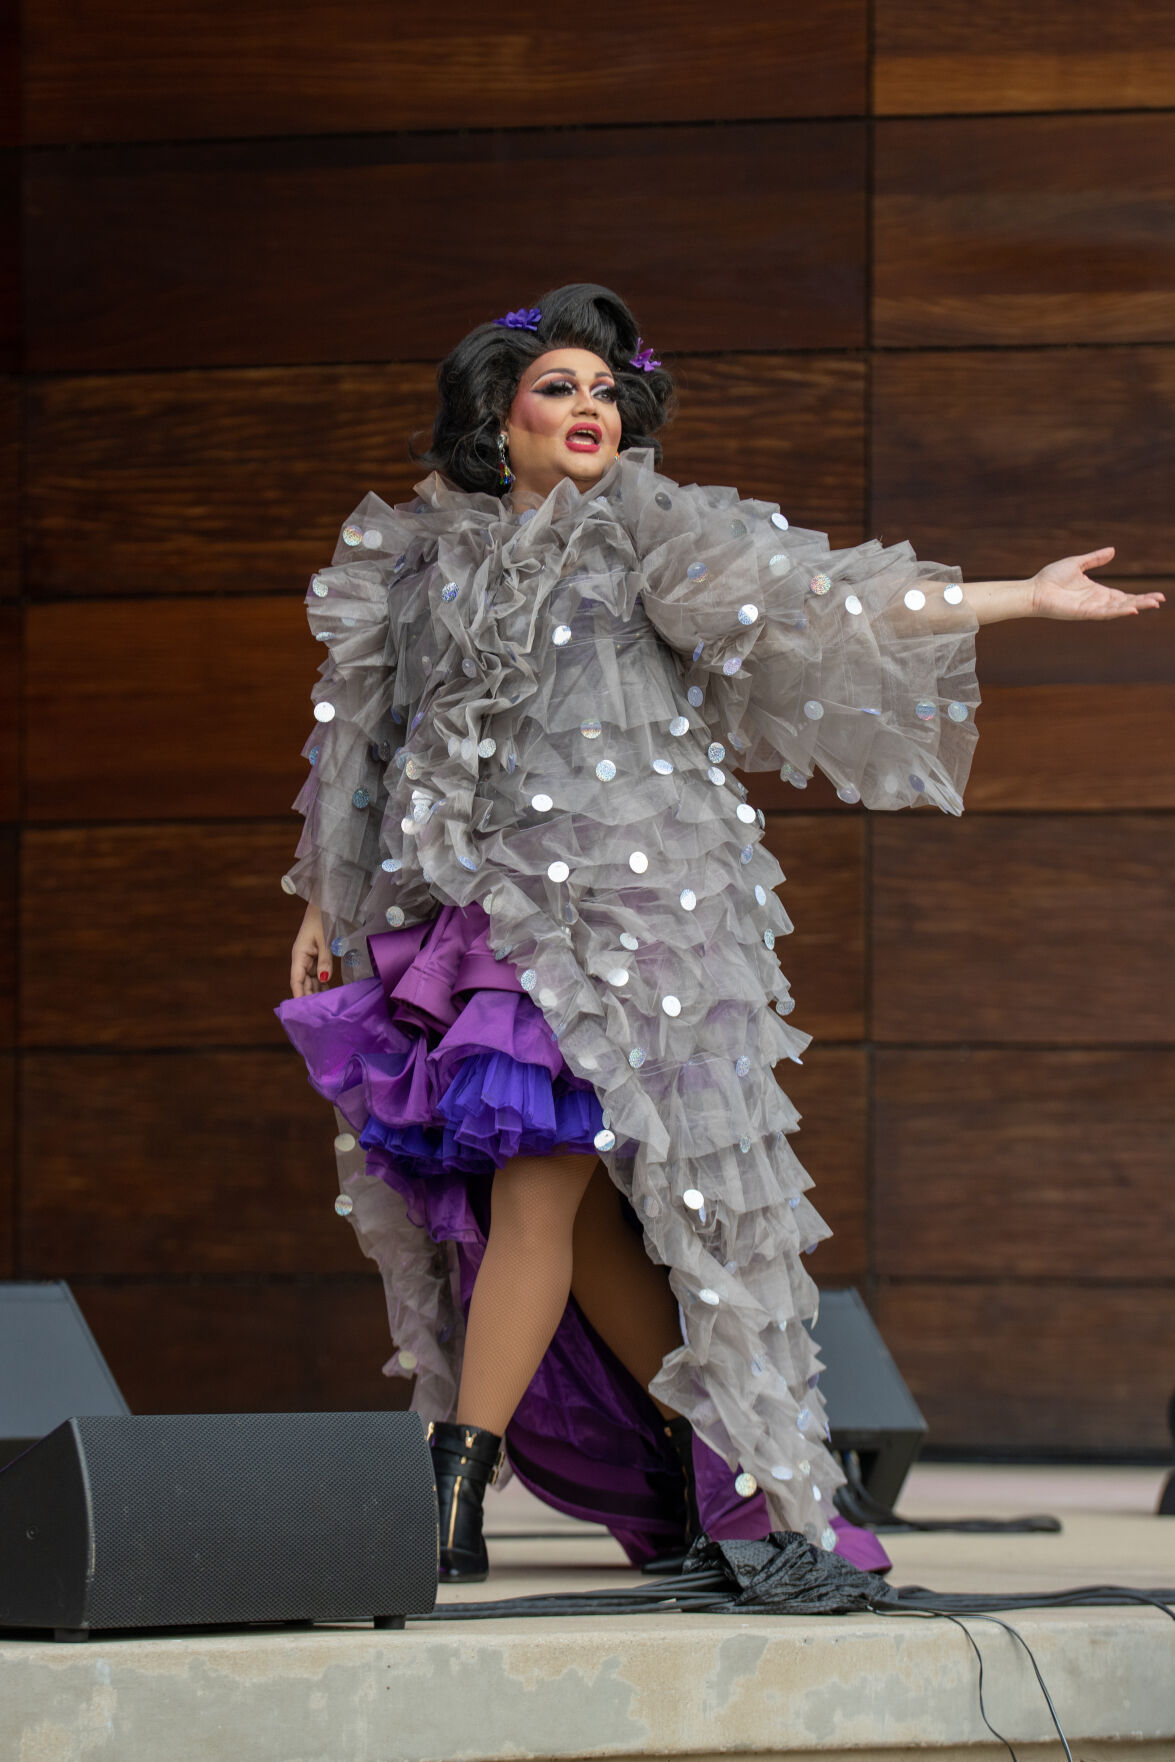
top-left (455, 1156), bottom-right (682, 1433)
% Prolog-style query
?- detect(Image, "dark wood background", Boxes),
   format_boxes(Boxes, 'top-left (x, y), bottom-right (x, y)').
top-left (5, 1), bottom-right (1173, 1456)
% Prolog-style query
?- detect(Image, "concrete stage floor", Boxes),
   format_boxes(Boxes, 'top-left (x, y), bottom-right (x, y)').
top-left (3, 1464), bottom-right (1174, 1762)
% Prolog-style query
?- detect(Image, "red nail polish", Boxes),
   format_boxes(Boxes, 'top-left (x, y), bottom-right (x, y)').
top-left (319, 971), bottom-right (330, 982)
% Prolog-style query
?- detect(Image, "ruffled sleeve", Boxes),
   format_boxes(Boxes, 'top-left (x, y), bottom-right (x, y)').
top-left (629, 458), bottom-right (980, 814)
top-left (283, 495), bottom-right (407, 935)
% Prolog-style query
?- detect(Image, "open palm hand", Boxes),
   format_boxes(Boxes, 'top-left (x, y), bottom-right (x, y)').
top-left (1031, 547), bottom-right (1166, 621)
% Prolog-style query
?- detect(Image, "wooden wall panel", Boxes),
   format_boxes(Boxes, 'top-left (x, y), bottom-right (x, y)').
top-left (25, 599), bottom-right (314, 822)
top-left (24, 126), bottom-right (866, 371)
top-left (0, 380), bottom-right (17, 596)
top-left (875, 116), bottom-right (1175, 346)
top-left (22, 824), bottom-right (302, 1048)
top-left (0, 826), bottom-right (15, 1045)
top-left (874, 1282), bottom-right (1175, 1453)
top-left (0, 1054), bottom-right (13, 1277)
top-left (779, 1049), bottom-right (867, 1287)
top-left (0, 609), bottom-right (18, 821)
top-left (25, 358), bottom-right (865, 600)
top-left (21, 1051), bottom-right (354, 1275)
top-left (872, 349), bottom-right (1175, 603)
top-left (24, 0), bottom-right (866, 143)
top-left (874, 1051), bottom-right (1175, 1281)
top-left (73, 1279), bottom-right (412, 1415)
top-left (0, 151), bottom-right (16, 371)
top-left (872, 815), bottom-right (1175, 1045)
top-left (966, 686), bottom-right (1175, 812)
top-left (762, 815), bottom-right (864, 1042)
top-left (875, 1), bottom-right (1175, 117)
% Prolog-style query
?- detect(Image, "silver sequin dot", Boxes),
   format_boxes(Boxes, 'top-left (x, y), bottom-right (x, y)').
top-left (813, 1487), bottom-right (823, 1502)
top-left (771, 512), bottom-right (789, 531)
top-left (308, 746), bottom-right (320, 765)
top-left (397, 1349), bottom-right (418, 1372)
top-left (333, 1132), bottom-right (357, 1154)
top-left (708, 766), bottom-right (725, 786)
top-left (770, 1464), bottom-right (794, 1482)
top-left (904, 588), bottom-right (927, 611)
top-left (661, 994), bottom-right (681, 1017)
top-left (915, 700), bottom-right (937, 721)
top-left (342, 525), bottom-right (363, 546)
top-left (385, 906), bottom-right (405, 927)
top-left (362, 528), bottom-right (383, 548)
top-left (707, 742), bottom-right (726, 763)
top-left (404, 758), bottom-right (422, 780)
top-left (692, 640), bottom-right (705, 661)
top-left (837, 784), bottom-right (861, 804)
top-left (764, 929), bottom-right (775, 950)
top-left (909, 774), bottom-right (926, 792)
top-left (738, 603), bottom-right (759, 625)
top-left (739, 1135), bottom-right (752, 1154)
top-left (683, 1188), bottom-right (705, 1210)
top-left (441, 581), bottom-right (458, 601)
top-left (619, 932), bottom-right (640, 950)
top-left (594, 1128), bottom-right (616, 1153)
top-left (652, 758), bottom-right (674, 775)
top-left (280, 875), bottom-right (297, 895)
top-left (734, 1471), bottom-right (758, 1496)
top-left (581, 719), bottom-right (602, 739)
top-left (750, 1355), bottom-right (764, 1376)
top-left (352, 787), bottom-right (370, 809)
top-left (769, 552), bottom-right (790, 574)
top-left (314, 701), bottom-right (336, 723)
top-left (458, 854), bottom-right (478, 872)
top-left (334, 1194), bottom-right (354, 1216)
top-left (739, 845), bottom-right (754, 864)
top-left (596, 759), bottom-right (616, 782)
top-left (655, 492), bottom-right (673, 511)
top-left (944, 584), bottom-right (964, 605)
top-left (330, 937), bottom-right (345, 956)
top-left (538, 987), bottom-right (557, 1007)
top-left (722, 657), bottom-right (743, 675)
top-left (629, 851), bottom-right (649, 874)
top-left (343, 951), bottom-right (360, 969)
top-left (547, 860), bottom-right (570, 884)
top-left (698, 1288), bottom-right (720, 1307)
top-left (735, 1055), bottom-right (751, 1077)
top-left (531, 793), bottom-right (554, 813)
top-left (799, 1460), bottom-right (811, 1476)
top-left (477, 737), bottom-right (497, 758)
top-left (803, 700), bottom-right (824, 720)
top-left (311, 575), bottom-right (329, 598)
top-left (948, 701), bottom-right (970, 723)
top-left (553, 625), bottom-right (572, 645)
top-left (797, 1407), bottom-right (812, 1430)
top-left (628, 1047), bottom-right (646, 1069)
top-left (687, 562), bottom-right (708, 580)
top-left (642, 1194), bottom-right (660, 1217)
top-left (736, 803), bottom-right (756, 824)
top-left (381, 856), bottom-right (402, 873)
top-left (687, 686), bottom-right (704, 708)
top-left (821, 1527), bottom-right (838, 1552)
top-left (845, 593), bottom-right (863, 616)
top-left (669, 716), bottom-right (690, 737)
top-left (809, 572), bottom-right (832, 596)
top-left (607, 968), bottom-right (629, 987)
top-left (755, 885), bottom-right (767, 905)
top-left (731, 518), bottom-right (747, 538)
top-left (520, 969), bottom-right (537, 991)
top-left (679, 887), bottom-right (697, 911)
top-left (462, 658), bottom-right (478, 677)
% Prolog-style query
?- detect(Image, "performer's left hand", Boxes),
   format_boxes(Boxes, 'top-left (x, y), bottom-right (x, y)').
top-left (1030, 548), bottom-right (1166, 621)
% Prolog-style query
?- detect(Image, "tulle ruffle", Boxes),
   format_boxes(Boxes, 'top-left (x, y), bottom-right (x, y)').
top-left (278, 450), bottom-right (981, 1547)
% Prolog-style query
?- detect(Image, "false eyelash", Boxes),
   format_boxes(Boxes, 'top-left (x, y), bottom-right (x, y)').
top-left (537, 381), bottom-right (618, 402)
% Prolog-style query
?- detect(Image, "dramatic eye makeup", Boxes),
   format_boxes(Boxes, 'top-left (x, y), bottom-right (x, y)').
top-left (535, 377), bottom-right (618, 402)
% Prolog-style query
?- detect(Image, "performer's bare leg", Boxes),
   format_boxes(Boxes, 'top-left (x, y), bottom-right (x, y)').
top-left (571, 1162), bottom-right (682, 1420)
top-left (455, 1150), bottom-right (597, 1433)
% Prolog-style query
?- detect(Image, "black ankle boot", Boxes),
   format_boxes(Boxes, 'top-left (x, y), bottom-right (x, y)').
top-left (429, 1420), bottom-right (503, 1583)
top-left (641, 1415), bottom-right (701, 1575)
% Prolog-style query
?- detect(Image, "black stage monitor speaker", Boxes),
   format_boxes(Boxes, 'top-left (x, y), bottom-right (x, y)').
top-left (0, 1412), bottom-right (438, 1639)
top-left (0, 1282), bottom-right (130, 1469)
top-left (805, 1287), bottom-right (927, 1512)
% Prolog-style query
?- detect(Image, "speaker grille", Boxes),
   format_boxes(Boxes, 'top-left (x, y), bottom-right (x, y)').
top-left (77, 1413), bottom-right (437, 1627)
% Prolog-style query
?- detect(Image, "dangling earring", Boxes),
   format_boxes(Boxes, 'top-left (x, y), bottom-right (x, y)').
top-left (497, 431), bottom-right (514, 492)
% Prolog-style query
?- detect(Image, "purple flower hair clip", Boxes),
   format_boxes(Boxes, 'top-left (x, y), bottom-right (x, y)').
top-left (494, 307), bottom-right (543, 331)
top-left (629, 338), bottom-right (662, 373)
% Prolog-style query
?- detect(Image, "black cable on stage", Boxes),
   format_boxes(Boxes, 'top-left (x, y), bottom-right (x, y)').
top-left (834, 1454), bottom-right (1062, 1535)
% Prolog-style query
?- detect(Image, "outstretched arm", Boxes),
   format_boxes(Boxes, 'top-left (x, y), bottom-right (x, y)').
top-left (938, 547), bottom-right (1165, 627)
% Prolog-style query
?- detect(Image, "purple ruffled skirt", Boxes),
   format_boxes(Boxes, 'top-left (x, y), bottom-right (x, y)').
top-left (277, 901), bottom-right (889, 1574)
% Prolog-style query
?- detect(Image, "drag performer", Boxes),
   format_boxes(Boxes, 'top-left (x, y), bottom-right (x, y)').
top-left (277, 284), bottom-right (1160, 1582)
